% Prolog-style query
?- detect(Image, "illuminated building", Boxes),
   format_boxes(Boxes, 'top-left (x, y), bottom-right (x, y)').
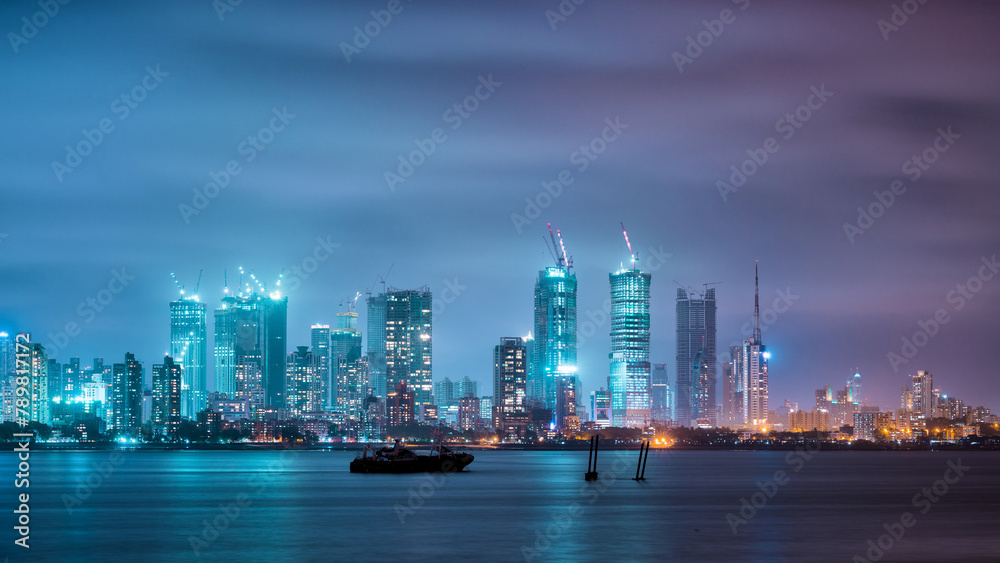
top-left (739, 264), bottom-right (768, 427)
top-left (609, 258), bottom-right (651, 428)
top-left (368, 287), bottom-right (433, 404)
top-left (1, 377), bottom-right (14, 423)
top-left (854, 411), bottom-right (890, 441)
top-left (0, 331), bottom-right (13, 377)
top-left (435, 376), bottom-right (478, 408)
top-left (534, 261), bottom-right (578, 428)
top-left (494, 337), bottom-right (528, 440)
top-left (61, 357), bottom-right (81, 396)
top-left (458, 393), bottom-right (480, 430)
top-left (111, 352), bottom-right (143, 435)
top-left (911, 370), bottom-right (934, 420)
top-left (386, 381), bottom-right (415, 426)
top-left (171, 295), bottom-right (208, 418)
top-left (152, 355), bottom-right (182, 437)
top-left (789, 409), bottom-right (830, 432)
top-left (15, 334), bottom-right (50, 425)
top-left (310, 324), bottom-right (330, 408)
top-left (208, 392), bottom-right (250, 421)
top-left (285, 346), bottom-right (322, 418)
top-left (651, 363), bottom-right (672, 423)
top-left (331, 310), bottom-right (364, 416)
top-left (479, 396), bottom-right (493, 427)
top-left (676, 287), bottom-right (717, 427)
top-left (590, 387), bottom-right (611, 428)
top-left (214, 282), bottom-right (288, 410)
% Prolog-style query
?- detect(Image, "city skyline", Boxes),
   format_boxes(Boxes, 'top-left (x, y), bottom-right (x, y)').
top-left (2, 1), bottom-right (999, 413)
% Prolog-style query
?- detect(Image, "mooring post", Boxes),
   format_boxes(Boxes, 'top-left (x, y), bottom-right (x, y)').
top-left (587, 435), bottom-right (594, 473)
top-left (585, 434), bottom-right (600, 481)
top-left (640, 440), bottom-right (650, 480)
top-left (634, 441), bottom-right (643, 480)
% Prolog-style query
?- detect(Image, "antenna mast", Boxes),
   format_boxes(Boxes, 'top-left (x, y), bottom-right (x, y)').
top-left (753, 261), bottom-right (761, 342)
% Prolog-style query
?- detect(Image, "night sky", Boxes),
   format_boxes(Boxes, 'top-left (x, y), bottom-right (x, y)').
top-left (2, 0), bottom-right (999, 412)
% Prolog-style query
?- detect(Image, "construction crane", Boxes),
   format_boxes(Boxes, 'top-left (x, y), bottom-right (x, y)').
top-left (170, 272), bottom-right (185, 296)
top-left (365, 264), bottom-right (394, 297)
top-left (339, 292), bottom-right (362, 311)
top-left (546, 223), bottom-right (565, 270)
top-left (556, 228), bottom-right (573, 273)
top-left (621, 222), bottom-right (636, 270)
top-left (194, 269), bottom-right (203, 295)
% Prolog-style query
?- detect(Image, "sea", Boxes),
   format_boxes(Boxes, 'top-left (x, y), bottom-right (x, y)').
top-left (3, 449), bottom-right (999, 562)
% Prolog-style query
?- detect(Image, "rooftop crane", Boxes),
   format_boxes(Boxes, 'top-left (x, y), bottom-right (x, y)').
top-left (556, 228), bottom-right (573, 273)
top-left (547, 223), bottom-right (565, 270)
top-left (170, 272), bottom-right (185, 296)
top-left (621, 222), bottom-right (636, 270)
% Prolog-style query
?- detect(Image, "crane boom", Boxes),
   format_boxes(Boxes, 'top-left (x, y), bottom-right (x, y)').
top-left (621, 222), bottom-right (635, 269)
top-left (556, 229), bottom-right (572, 273)
top-left (547, 223), bottom-right (565, 269)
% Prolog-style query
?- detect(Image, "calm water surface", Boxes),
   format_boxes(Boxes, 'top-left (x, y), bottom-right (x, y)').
top-left (3, 449), bottom-right (1000, 562)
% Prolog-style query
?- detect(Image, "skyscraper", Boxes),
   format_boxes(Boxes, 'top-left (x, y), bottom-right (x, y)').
top-left (650, 363), bottom-right (672, 423)
top-left (152, 355), bottom-right (182, 437)
top-left (0, 331), bottom-right (14, 377)
top-left (365, 292), bottom-right (388, 400)
top-left (745, 264), bottom-right (769, 427)
top-left (286, 346), bottom-right (322, 418)
top-left (16, 333), bottom-right (50, 424)
top-left (912, 370), bottom-right (934, 420)
top-left (533, 265), bottom-right (577, 428)
top-left (310, 324), bottom-right (330, 407)
top-left (332, 310), bottom-right (364, 412)
top-left (494, 336), bottom-right (528, 440)
top-left (676, 287), bottom-right (717, 426)
top-left (369, 287), bottom-right (433, 404)
top-left (171, 295), bottom-right (208, 418)
top-left (62, 357), bottom-right (81, 397)
top-left (112, 352), bottom-right (143, 435)
top-left (609, 260), bottom-right (651, 428)
top-left (214, 287), bottom-right (288, 411)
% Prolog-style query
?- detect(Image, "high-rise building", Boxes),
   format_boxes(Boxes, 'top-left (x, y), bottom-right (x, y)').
top-left (112, 353), bottom-right (143, 435)
top-left (591, 387), bottom-right (611, 428)
top-left (47, 359), bottom-right (63, 400)
top-left (457, 393), bottom-right (480, 430)
top-left (16, 334), bottom-right (50, 425)
top-left (286, 346), bottom-right (322, 418)
top-left (332, 311), bottom-right (364, 413)
top-left (365, 293), bottom-right (388, 400)
top-left (609, 262), bottom-right (651, 428)
top-left (310, 324), bottom-right (330, 407)
top-left (0, 331), bottom-right (14, 377)
top-left (368, 287), bottom-right (432, 404)
top-left (62, 357), bottom-right (81, 397)
top-left (152, 356), bottom-right (182, 437)
top-left (385, 380), bottom-right (415, 426)
top-left (912, 370), bottom-right (934, 420)
top-left (676, 287), bottom-right (717, 426)
top-left (721, 359), bottom-right (737, 427)
top-left (214, 287), bottom-right (288, 410)
top-left (650, 363), bottom-right (672, 424)
top-left (494, 337), bottom-right (528, 440)
top-left (745, 264), bottom-right (769, 427)
top-left (171, 295), bottom-right (208, 418)
top-left (435, 376), bottom-right (478, 408)
top-left (533, 265), bottom-right (577, 428)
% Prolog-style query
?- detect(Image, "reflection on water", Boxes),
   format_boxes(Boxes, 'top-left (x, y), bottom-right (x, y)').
top-left (6, 449), bottom-right (1000, 562)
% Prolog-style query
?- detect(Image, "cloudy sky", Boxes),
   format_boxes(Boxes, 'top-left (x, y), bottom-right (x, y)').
top-left (2, 0), bottom-right (999, 412)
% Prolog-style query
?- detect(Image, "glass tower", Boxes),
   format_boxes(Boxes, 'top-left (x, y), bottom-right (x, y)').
top-left (171, 297), bottom-right (207, 418)
top-left (214, 289), bottom-right (288, 411)
top-left (310, 324), bottom-right (330, 408)
top-left (675, 287), bottom-right (717, 426)
top-left (609, 267), bottom-right (651, 428)
top-left (368, 288), bottom-right (433, 405)
top-left (533, 266), bottom-right (577, 428)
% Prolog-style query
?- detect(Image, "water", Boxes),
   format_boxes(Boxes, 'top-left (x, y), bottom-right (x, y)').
top-left (4, 449), bottom-right (1000, 562)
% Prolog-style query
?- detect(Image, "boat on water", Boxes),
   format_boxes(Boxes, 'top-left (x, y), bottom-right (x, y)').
top-left (350, 439), bottom-right (474, 474)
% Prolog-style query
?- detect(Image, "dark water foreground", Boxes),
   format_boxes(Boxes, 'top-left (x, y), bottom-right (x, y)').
top-left (3, 450), bottom-right (999, 562)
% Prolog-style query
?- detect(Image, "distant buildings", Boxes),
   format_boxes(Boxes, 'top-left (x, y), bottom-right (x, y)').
top-left (435, 376), bottom-right (477, 409)
top-left (368, 287), bottom-right (433, 404)
top-left (854, 411), bottom-right (891, 441)
top-left (590, 387), bottom-right (611, 428)
top-left (0, 331), bottom-right (14, 377)
top-left (285, 346), bottom-right (322, 418)
top-left (385, 381), bottom-right (414, 426)
top-left (789, 410), bottom-right (830, 432)
top-left (331, 310), bottom-right (365, 417)
top-left (214, 289), bottom-right (288, 410)
top-left (650, 363), bottom-right (672, 424)
top-left (533, 264), bottom-right (578, 429)
top-left (152, 356), bottom-right (182, 437)
top-left (458, 393), bottom-right (480, 430)
top-left (676, 287), bottom-right (717, 427)
top-left (171, 296), bottom-right (208, 418)
top-left (609, 265), bottom-right (651, 428)
top-left (911, 370), bottom-right (934, 420)
top-left (310, 324), bottom-right (330, 408)
top-left (111, 352), bottom-right (143, 435)
top-left (494, 337), bottom-right (528, 440)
